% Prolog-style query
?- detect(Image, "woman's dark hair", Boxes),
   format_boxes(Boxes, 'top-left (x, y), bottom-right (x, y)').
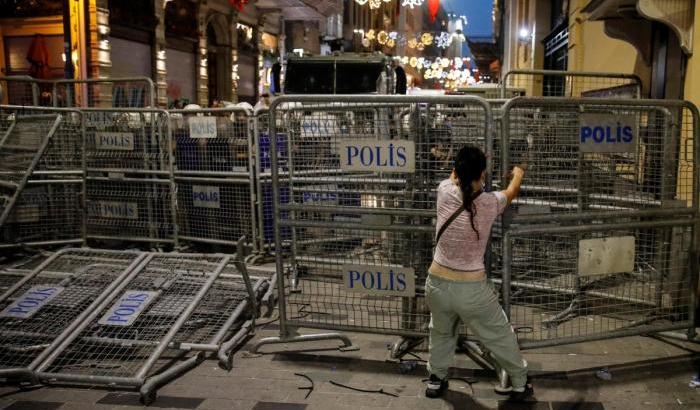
top-left (454, 145), bottom-right (487, 239)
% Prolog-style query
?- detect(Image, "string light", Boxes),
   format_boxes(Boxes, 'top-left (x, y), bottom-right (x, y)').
top-left (401, 0), bottom-right (424, 9)
top-left (353, 28), bottom-right (466, 50)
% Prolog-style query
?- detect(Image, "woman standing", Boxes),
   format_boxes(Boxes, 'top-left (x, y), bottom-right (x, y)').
top-left (425, 145), bottom-right (533, 402)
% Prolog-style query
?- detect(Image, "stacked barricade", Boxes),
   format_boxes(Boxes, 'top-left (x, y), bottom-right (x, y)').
top-left (0, 249), bottom-right (146, 381)
top-left (253, 95), bottom-right (493, 353)
top-left (0, 246), bottom-right (267, 404)
top-left (0, 106), bottom-right (84, 249)
top-left (253, 94), bottom-right (699, 366)
top-left (171, 107), bottom-right (257, 251)
top-left (83, 109), bottom-right (175, 246)
top-left (499, 97), bottom-right (698, 348)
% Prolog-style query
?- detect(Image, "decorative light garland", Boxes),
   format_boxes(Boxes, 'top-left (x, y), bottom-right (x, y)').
top-left (401, 0), bottom-right (424, 9)
top-left (354, 30), bottom-right (466, 49)
top-left (391, 55), bottom-right (479, 88)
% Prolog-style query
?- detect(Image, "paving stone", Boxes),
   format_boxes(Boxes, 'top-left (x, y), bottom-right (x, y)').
top-left (550, 402), bottom-right (605, 410)
top-left (97, 392), bottom-right (204, 409)
top-left (198, 399), bottom-right (257, 410)
top-left (55, 403), bottom-right (131, 410)
top-left (251, 402), bottom-right (307, 410)
top-left (2, 401), bottom-right (63, 410)
top-left (496, 401), bottom-right (550, 410)
top-left (10, 388), bottom-right (107, 404)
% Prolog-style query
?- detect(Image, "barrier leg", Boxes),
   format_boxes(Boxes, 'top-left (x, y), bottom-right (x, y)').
top-left (139, 353), bottom-right (203, 405)
top-left (250, 327), bottom-right (358, 354)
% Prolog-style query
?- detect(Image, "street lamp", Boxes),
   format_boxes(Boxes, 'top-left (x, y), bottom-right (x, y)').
top-left (519, 27), bottom-right (531, 42)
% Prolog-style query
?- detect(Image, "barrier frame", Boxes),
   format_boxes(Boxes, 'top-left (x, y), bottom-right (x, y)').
top-left (52, 77), bottom-right (156, 108)
top-left (0, 248), bottom-right (148, 382)
top-left (500, 69), bottom-right (643, 99)
top-left (81, 107), bottom-right (177, 246)
top-left (251, 94), bottom-right (494, 352)
top-left (501, 218), bottom-right (698, 349)
top-left (500, 97), bottom-right (700, 220)
top-left (0, 105), bottom-right (87, 249)
top-left (170, 106), bottom-right (258, 251)
top-left (33, 252), bottom-right (231, 404)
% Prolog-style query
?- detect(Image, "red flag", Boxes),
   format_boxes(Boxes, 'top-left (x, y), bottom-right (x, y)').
top-left (428, 0), bottom-right (440, 23)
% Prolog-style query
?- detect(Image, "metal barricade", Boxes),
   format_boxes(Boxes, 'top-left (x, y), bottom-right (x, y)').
top-left (500, 98), bottom-right (697, 218)
top-left (171, 107), bottom-right (257, 251)
top-left (168, 240), bottom-right (267, 371)
top-left (500, 69), bottom-right (643, 99)
top-left (34, 252), bottom-right (231, 404)
top-left (251, 95), bottom-right (493, 352)
top-left (53, 77), bottom-right (156, 108)
top-left (502, 219), bottom-right (696, 349)
top-left (253, 107), bottom-right (292, 260)
top-left (0, 106), bottom-right (84, 249)
top-left (82, 109), bottom-right (175, 246)
top-left (498, 97), bottom-right (699, 347)
top-left (0, 248), bottom-right (146, 382)
top-left (0, 76), bottom-right (41, 106)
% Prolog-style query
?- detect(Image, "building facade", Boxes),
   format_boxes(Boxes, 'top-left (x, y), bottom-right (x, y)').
top-left (0, 0), bottom-right (340, 106)
top-left (495, 0), bottom-right (698, 102)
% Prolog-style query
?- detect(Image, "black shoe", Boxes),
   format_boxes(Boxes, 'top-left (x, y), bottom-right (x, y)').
top-left (508, 381), bottom-right (534, 402)
top-left (425, 374), bottom-right (449, 398)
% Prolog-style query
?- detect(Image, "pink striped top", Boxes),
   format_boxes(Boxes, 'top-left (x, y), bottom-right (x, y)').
top-left (433, 178), bottom-right (507, 272)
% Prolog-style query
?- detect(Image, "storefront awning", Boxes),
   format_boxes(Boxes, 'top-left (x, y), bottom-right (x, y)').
top-left (583, 0), bottom-right (693, 55)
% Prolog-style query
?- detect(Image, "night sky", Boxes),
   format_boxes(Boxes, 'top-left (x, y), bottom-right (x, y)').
top-left (443, 0), bottom-right (494, 37)
top-left (438, 0), bottom-right (494, 57)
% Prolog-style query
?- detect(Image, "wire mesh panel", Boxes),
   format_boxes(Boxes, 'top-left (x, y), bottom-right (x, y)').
top-left (0, 112), bottom-right (61, 228)
top-left (501, 98), bottom-right (698, 219)
top-left (0, 77), bottom-right (40, 106)
top-left (0, 271), bottom-right (28, 295)
top-left (171, 108), bottom-right (256, 249)
top-left (0, 106), bottom-right (84, 248)
top-left (0, 181), bottom-right (83, 248)
top-left (503, 219), bottom-right (696, 348)
top-left (171, 257), bottom-right (268, 368)
top-left (0, 249), bottom-right (144, 378)
top-left (53, 78), bottom-right (155, 108)
top-left (0, 106), bottom-right (83, 174)
top-left (83, 110), bottom-right (170, 174)
top-left (266, 96), bottom-right (491, 338)
top-left (501, 69), bottom-right (642, 98)
top-left (85, 178), bottom-right (174, 244)
top-left (83, 109), bottom-right (175, 245)
top-left (35, 253), bottom-right (228, 390)
top-left (171, 273), bottom-right (263, 347)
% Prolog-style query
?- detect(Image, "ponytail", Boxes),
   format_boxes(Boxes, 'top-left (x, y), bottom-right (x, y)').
top-left (453, 145), bottom-right (487, 240)
top-left (458, 182), bottom-right (480, 240)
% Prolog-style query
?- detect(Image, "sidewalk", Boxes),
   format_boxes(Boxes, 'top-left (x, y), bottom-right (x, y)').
top-left (1, 321), bottom-right (699, 410)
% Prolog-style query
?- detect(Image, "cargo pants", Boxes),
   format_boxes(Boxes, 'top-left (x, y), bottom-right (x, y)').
top-left (425, 274), bottom-right (528, 389)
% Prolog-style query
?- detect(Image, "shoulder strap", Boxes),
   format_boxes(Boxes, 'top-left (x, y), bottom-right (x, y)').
top-left (435, 205), bottom-right (464, 245)
top-left (435, 190), bottom-right (484, 246)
